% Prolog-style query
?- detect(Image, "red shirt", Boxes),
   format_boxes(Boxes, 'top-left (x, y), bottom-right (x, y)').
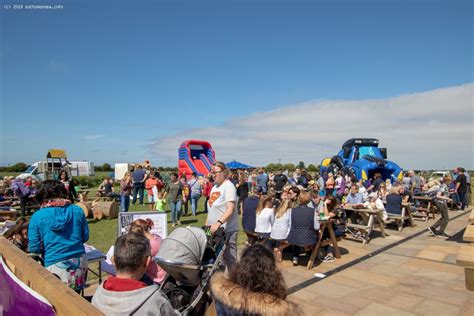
top-left (203, 182), bottom-right (213, 197)
top-left (103, 276), bottom-right (147, 292)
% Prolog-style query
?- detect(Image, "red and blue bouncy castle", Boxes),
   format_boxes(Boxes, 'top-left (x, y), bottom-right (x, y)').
top-left (178, 140), bottom-right (216, 177)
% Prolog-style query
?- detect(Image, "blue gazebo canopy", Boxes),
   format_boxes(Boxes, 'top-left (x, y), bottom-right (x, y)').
top-left (225, 160), bottom-right (254, 170)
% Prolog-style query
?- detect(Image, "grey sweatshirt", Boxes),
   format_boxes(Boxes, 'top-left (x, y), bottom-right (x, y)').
top-left (92, 283), bottom-right (179, 316)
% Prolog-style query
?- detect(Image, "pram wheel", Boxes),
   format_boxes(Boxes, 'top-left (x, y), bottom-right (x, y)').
top-left (165, 287), bottom-right (192, 310)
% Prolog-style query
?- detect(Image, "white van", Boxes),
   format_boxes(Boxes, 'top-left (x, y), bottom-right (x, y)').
top-left (430, 171), bottom-right (451, 180)
top-left (16, 161), bottom-right (95, 182)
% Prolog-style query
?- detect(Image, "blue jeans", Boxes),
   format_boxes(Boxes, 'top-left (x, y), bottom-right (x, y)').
top-left (132, 184), bottom-right (144, 205)
top-left (120, 194), bottom-right (130, 212)
top-left (170, 200), bottom-right (182, 224)
top-left (190, 194), bottom-right (200, 216)
top-left (458, 192), bottom-right (467, 210)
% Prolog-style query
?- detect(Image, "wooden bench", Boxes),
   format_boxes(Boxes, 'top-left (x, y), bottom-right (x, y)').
top-left (0, 209), bottom-right (17, 220)
top-left (0, 237), bottom-right (103, 315)
top-left (385, 203), bottom-right (416, 231)
top-left (387, 207), bottom-right (406, 232)
top-left (456, 244), bottom-right (474, 291)
top-left (464, 224), bottom-right (474, 242)
top-left (456, 214), bottom-right (474, 292)
top-left (343, 207), bottom-right (386, 245)
top-left (412, 196), bottom-right (436, 221)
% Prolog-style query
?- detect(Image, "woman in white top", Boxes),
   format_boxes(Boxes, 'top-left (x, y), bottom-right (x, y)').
top-left (364, 192), bottom-right (388, 221)
top-left (270, 198), bottom-right (292, 262)
top-left (255, 196), bottom-right (274, 238)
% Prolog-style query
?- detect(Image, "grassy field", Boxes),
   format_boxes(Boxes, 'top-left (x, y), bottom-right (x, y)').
top-left (87, 196), bottom-right (248, 253)
top-left (87, 178), bottom-right (474, 253)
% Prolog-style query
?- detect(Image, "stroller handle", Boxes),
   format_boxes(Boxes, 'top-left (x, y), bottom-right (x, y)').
top-left (203, 225), bottom-right (228, 239)
top-left (202, 225), bottom-right (228, 252)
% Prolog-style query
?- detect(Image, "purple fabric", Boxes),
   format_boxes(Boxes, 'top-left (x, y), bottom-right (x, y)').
top-left (337, 178), bottom-right (346, 195)
top-left (11, 180), bottom-right (31, 198)
top-left (0, 257), bottom-right (55, 316)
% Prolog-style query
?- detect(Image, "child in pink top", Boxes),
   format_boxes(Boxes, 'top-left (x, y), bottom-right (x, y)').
top-left (128, 219), bottom-right (167, 284)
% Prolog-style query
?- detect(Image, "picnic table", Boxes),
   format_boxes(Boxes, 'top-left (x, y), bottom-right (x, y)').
top-left (343, 206), bottom-right (387, 245)
top-left (83, 244), bottom-right (107, 296)
top-left (412, 196), bottom-right (436, 221)
top-left (0, 209), bottom-right (18, 220)
top-left (385, 202), bottom-right (416, 231)
top-left (307, 219), bottom-right (341, 269)
top-left (10, 196), bottom-right (40, 214)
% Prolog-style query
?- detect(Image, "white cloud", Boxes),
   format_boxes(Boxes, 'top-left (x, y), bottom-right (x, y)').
top-left (84, 134), bottom-right (105, 140)
top-left (150, 83), bottom-right (474, 169)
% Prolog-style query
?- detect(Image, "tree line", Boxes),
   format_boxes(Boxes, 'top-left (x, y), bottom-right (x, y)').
top-left (0, 161), bottom-right (320, 173)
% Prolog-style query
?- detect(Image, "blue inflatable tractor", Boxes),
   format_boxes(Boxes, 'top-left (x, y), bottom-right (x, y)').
top-left (320, 138), bottom-right (403, 182)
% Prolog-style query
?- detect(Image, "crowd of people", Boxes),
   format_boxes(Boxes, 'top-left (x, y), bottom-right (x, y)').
top-left (234, 166), bottom-right (471, 263)
top-left (0, 163), bottom-right (471, 315)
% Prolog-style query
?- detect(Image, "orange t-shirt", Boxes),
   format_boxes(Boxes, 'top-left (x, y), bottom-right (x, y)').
top-left (145, 178), bottom-right (159, 195)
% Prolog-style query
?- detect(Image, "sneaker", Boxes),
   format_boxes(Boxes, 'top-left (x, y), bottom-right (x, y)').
top-left (292, 257), bottom-right (299, 266)
top-left (427, 226), bottom-right (437, 236)
top-left (323, 254), bottom-right (335, 263)
top-left (177, 220), bottom-right (181, 225)
top-left (172, 223), bottom-right (176, 227)
top-left (437, 232), bottom-right (451, 238)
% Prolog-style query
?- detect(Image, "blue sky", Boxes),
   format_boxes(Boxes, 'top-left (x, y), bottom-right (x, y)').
top-left (1, 0), bottom-right (472, 169)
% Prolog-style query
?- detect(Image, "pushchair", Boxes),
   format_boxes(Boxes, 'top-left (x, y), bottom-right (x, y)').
top-left (155, 226), bottom-right (227, 315)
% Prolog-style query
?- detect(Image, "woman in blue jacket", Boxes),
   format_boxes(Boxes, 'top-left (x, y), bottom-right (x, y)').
top-left (28, 180), bottom-right (89, 292)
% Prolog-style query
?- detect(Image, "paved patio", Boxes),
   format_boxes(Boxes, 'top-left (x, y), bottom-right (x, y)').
top-left (84, 208), bottom-right (473, 315)
top-left (285, 208), bottom-right (473, 315)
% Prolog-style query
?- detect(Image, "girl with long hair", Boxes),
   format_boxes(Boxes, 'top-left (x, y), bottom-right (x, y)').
top-left (210, 244), bottom-right (299, 315)
top-left (318, 195), bottom-right (344, 262)
top-left (255, 196), bottom-right (274, 239)
top-left (120, 172), bottom-right (133, 212)
top-left (270, 198), bottom-right (292, 262)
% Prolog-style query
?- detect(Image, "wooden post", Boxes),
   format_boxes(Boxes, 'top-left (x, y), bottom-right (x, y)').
top-left (93, 210), bottom-right (104, 221)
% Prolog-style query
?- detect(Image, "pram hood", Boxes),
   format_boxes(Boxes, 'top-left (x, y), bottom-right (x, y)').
top-left (156, 226), bottom-right (208, 265)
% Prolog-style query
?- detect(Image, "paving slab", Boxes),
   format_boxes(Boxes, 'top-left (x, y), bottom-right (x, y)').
top-left (285, 209), bottom-right (473, 315)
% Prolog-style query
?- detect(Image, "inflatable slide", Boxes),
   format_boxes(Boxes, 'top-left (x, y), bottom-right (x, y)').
top-left (320, 138), bottom-right (403, 182)
top-left (178, 140), bottom-right (216, 177)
